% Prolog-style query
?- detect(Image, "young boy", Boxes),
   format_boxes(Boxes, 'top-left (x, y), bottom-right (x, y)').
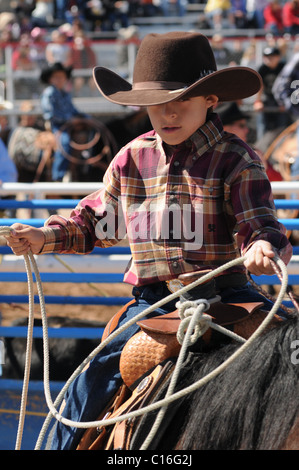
top-left (6, 32), bottom-right (292, 450)
top-left (40, 62), bottom-right (87, 181)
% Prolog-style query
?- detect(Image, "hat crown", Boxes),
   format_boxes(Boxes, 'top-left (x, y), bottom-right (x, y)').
top-left (133, 32), bottom-right (217, 85)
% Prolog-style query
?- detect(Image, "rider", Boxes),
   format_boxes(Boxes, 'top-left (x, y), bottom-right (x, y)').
top-left (40, 62), bottom-right (88, 181)
top-left (6, 32), bottom-right (292, 450)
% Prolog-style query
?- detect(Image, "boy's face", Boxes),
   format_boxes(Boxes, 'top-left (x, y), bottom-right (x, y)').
top-left (147, 95), bottom-right (218, 145)
top-left (49, 70), bottom-right (68, 90)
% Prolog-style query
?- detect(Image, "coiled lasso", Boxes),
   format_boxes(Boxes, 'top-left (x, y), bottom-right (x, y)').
top-left (0, 226), bottom-right (290, 450)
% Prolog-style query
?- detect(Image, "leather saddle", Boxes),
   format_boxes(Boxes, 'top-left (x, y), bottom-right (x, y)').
top-left (119, 300), bottom-right (280, 388)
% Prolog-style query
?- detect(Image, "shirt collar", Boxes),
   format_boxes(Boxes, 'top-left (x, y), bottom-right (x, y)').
top-left (189, 112), bottom-right (224, 157)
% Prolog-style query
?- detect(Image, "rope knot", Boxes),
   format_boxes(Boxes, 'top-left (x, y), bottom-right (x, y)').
top-left (176, 298), bottom-right (214, 346)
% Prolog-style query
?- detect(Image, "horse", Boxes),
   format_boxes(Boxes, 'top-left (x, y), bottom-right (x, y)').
top-left (55, 117), bottom-right (118, 183)
top-left (7, 117), bottom-right (118, 184)
top-left (75, 309), bottom-right (299, 450)
top-left (155, 314), bottom-right (299, 450)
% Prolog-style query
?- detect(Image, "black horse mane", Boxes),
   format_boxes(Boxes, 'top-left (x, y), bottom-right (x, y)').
top-left (160, 314), bottom-right (299, 450)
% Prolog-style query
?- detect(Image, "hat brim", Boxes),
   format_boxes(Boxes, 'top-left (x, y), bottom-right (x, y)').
top-left (93, 66), bottom-right (262, 106)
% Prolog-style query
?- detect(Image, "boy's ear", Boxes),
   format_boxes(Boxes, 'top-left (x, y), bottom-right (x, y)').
top-left (206, 95), bottom-right (219, 108)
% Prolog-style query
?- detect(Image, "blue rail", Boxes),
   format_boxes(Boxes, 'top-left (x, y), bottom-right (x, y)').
top-left (0, 294), bottom-right (132, 305)
top-left (0, 326), bottom-right (104, 338)
top-left (0, 198), bottom-right (298, 210)
top-left (0, 271), bottom-right (296, 285)
top-left (0, 245), bottom-right (131, 255)
top-left (0, 272), bottom-right (124, 282)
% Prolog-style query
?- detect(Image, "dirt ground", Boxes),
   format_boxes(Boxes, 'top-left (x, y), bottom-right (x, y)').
top-left (0, 280), bottom-right (133, 326)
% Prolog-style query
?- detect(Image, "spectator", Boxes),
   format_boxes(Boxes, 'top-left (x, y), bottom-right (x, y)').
top-left (240, 41), bottom-right (257, 68)
top-left (29, 26), bottom-right (47, 68)
top-left (12, 0), bottom-right (35, 19)
top-left (40, 62), bottom-right (87, 181)
top-left (160, 0), bottom-right (187, 16)
top-left (216, 101), bottom-right (250, 142)
top-left (11, 33), bottom-right (36, 71)
top-left (246, 0), bottom-right (268, 28)
top-left (204, 0), bottom-right (235, 29)
top-left (231, 0), bottom-right (248, 28)
top-left (11, 33), bottom-right (38, 99)
top-left (84, 0), bottom-right (105, 30)
top-left (282, 0), bottom-right (299, 35)
top-left (18, 100), bottom-right (45, 130)
top-left (254, 46), bottom-right (291, 136)
top-left (31, 0), bottom-right (55, 27)
top-left (101, 0), bottom-right (130, 31)
top-left (70, 31), bottom-right (97, 96)
top-left (117, 25), bottom-right (139, 70)
top-left (217, 101), bottom-right (283, 181)
top-left (45, 29), bottom-right (72, 67)
top-left (264, 0), bottom-right (284, 36)
top-left (64, 3), bottom-right (87, 25)
top-left (54, 0), bottom-right (68, 22)
top-left (139, 0), bottom-right (160, 16)
top-left (211, 34), bottom-right (236, 66)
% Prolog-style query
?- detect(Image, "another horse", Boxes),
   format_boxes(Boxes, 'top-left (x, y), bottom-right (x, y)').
top-left (7, 117), bottom-right (118, 184)
top-left (2, 316), bottom-right (105, 382)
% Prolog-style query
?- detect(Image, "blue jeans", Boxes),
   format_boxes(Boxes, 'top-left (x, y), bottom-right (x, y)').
top-left (52, 129), bottom-right (71, 181)
top-left (49, 281), bottom-right (287, 450)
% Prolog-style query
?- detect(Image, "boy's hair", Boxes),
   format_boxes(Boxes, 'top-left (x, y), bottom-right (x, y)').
top-left (40, 62), bottom-right (72, 84)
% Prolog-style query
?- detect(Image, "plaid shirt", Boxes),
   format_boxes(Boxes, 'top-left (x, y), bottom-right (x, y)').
top-left (41, 113), bottom-right (292, 286)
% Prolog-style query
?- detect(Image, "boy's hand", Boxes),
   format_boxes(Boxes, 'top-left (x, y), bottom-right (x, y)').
top-left (4, 223), bottom-right (45, 256)
top-left (244, 240), bottom-right (276, 276)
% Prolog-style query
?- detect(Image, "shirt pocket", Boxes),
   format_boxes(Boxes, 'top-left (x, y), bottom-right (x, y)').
top-left (201, 182), bottom-right (224, 213)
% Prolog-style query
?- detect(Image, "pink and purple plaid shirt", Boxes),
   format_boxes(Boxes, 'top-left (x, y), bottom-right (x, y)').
top-left (40, 113), bottom-right (292, 286)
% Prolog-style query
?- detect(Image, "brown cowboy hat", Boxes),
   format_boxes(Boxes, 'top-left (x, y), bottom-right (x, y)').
top-left (93, 31), bottom-right (262, 107)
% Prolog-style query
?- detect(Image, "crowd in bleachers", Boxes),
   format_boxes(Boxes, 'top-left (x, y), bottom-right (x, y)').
top-left (0, 0), bottom-right (299, 34)
top-left (1, 0), bottom-right (299, 187)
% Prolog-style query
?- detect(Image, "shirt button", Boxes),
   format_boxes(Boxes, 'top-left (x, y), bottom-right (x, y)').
top-left (173, 161), bottom-right (180, 166)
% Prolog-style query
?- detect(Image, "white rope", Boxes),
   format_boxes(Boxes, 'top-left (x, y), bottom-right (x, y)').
top-left (15, 252), bottom-right (35, 450)
top-left (0, 226), bottom-right (289, 450)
